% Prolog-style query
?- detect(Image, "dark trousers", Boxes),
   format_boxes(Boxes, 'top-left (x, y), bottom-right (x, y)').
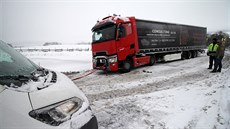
top-left (209, 56), bottom-right (215, 68)
top-left (213, 56), bottom-right (223, 71)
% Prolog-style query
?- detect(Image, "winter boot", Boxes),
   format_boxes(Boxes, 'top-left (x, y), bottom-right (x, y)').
top-left (211, 69), bottom-right (217, 73)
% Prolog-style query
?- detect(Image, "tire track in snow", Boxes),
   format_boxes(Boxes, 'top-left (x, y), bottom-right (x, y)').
top-left (86, 70), bottom-right (211, 103)
top-left (71, 52), bottom-right (230, 104)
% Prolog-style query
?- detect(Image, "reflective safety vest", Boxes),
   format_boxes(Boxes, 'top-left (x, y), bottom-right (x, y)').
top-left (208, 43), bottom-right (219, 52)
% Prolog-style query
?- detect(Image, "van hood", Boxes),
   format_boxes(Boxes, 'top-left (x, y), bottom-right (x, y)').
top-left (0, 84), bottom-right (6, 93)
top-left (92, 40), bottom-right (117, 56)
top-left (28, 72), bottom-right (88, 109)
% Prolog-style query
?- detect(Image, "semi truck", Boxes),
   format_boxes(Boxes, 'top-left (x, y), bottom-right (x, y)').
top-left (91, 15), bottom-right (207, 72)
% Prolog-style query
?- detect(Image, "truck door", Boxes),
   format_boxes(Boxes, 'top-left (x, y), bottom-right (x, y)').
top-left (116, 23), bottom-right (135, 61)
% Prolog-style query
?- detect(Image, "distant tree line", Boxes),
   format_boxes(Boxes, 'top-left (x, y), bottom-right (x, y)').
top-left (206, 31), bottom-right (230, 47)
top-left (42, 42), bottom-right (91, 46)
top-left (15, 48), bottom-right (91, 52)
top-left (43, 42), bottom-right (62, 46)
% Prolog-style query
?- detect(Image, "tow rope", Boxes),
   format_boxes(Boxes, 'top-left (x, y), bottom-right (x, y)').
top-left (71, 69), bottom-right (97, 81)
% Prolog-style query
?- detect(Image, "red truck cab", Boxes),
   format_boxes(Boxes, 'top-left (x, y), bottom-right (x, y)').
top-left (91, 15), bottom-right (151, 72)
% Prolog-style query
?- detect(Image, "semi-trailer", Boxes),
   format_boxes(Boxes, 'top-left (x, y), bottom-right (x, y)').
top-left (91, 15), bottom-right (206, 72)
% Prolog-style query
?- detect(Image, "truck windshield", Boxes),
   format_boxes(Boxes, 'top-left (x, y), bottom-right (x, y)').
top-left (0, 41), bottom-right (37, 79)
top-left (92, 25), bottom-right (116, 43)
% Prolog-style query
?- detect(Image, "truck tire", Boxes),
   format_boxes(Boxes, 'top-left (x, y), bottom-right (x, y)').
top-left (191, 51), bottom-right (198, 58)
top-left (149, 56), bottom-right (156, 66)
top-left (122, 60), bottom-right (132, 72)
top-left (181, 52), bottom-right (187, 60)
top-left (191, 51), bottom-right (195, 58)
top-left (186, 51), bottom-right (192, 59)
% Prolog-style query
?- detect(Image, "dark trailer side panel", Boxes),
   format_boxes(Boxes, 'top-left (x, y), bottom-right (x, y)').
top-left (136, 19), bottom-right (207, 50)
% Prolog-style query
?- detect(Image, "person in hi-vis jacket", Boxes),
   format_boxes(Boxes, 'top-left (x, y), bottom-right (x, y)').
top-left (207, 38), bottom-right (219, 69)
top-left (211, 39), bottom-right (225, 73)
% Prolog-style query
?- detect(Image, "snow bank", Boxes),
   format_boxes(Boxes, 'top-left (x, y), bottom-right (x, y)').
top-left (89, 52), bottom-right (230, 129)
top-left (18, 44), bottom-right (92, 72)
top-left (18, 44), bottom-right (230, 129)
top-left (92, 68), bottom-right (230, 129)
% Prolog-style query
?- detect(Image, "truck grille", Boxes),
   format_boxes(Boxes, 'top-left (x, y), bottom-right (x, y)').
top-left (96, 58), bottom-right (107, 67)
top-left (95, 52), bottom-right (107, 56)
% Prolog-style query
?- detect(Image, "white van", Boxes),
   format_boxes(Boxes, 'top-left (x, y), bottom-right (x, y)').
top-left (0, 41), bottom-right (98, 129)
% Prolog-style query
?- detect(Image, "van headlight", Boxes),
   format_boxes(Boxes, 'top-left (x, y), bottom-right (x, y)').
top-left (108, 55), bottom-right (117, 63)
top-left (29, 97), bottom-right (83, 126)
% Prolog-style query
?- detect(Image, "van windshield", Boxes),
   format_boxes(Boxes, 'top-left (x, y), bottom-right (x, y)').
top-left (0, 41), bottom-right (37, 77)
top-left (92, 25), bottom-right (116, 43)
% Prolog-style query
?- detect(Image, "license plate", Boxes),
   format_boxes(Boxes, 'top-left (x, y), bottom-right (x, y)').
top-left (99, 59), bottom-right (104, 63)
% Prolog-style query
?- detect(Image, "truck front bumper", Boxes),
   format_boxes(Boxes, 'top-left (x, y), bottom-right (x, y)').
top-left (93, 62), bottom-right (118, 72)
top-left (93, 56), bottom-right (118, 71)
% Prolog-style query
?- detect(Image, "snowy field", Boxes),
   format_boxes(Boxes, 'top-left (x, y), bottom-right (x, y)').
top-left (19, 45), bottom-right (230, 129)
top-left (17, 44), bottom-right (92, 72)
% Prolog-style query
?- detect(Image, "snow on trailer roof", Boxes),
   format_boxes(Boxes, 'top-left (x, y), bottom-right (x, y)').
top-left (93, 15), bottom-right (206, 30)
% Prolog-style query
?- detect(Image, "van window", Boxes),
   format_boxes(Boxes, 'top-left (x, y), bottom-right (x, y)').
top-left (0, 41), bottom-right (37, 77)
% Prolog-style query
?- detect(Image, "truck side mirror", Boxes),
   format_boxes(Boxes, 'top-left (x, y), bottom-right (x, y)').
top-left (118, 31), bottom-right (122, 38)
top-left (116, 32), bottom-right (120, 41)
top-left (117, 25), bottom-right (125, 39)
top-left (116, 24), bottom-right (121, 41)
top-left (116, 29), bottom-right (123, 41)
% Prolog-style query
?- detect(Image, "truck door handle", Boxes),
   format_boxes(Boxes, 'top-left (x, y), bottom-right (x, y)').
top-left (119, 48), bottom-right (125, 51)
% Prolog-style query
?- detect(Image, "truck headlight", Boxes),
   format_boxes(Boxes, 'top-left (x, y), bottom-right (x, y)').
top-left (108, 56), bottom-right (117, 63)
top-left (92, 58), bottom-right (97, 64)
top-left (29, 97), bottom-right (83, 126)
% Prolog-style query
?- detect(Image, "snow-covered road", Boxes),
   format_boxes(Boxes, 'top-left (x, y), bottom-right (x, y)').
top-left (71, 52), bottom-right (230, 129)
top-left (21, 45), bottom-right (230, 129)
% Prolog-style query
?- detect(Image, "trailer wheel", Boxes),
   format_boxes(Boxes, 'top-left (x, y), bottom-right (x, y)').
top-left (122, 60), bottom-right (132, 72)
top-left (191, 51), bottom-right (195, 58)
top-left (181, 52), bottom-right (187, 60)
top-left (149, 56), bottom-right (156, 66)
top-left (192, 51), bottom-right (198, 58)
top-left (186, 51), bottom-right (192, 59)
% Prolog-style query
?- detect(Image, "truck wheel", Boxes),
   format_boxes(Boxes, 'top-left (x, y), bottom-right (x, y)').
top-left (122, 60), bottom-right (132, 72)
top-left (193, 51), bottom-right (198, 58)
top-left (191, 51), bottom-right (198, 58)
top-left (186, 51), bottom-right (192, 59)
top-left (149, 56), bottom-right (156, 66)
top-left (191, 51), bottom-right (195, 58)
top-left (181, 52), bottom-right (186, 60)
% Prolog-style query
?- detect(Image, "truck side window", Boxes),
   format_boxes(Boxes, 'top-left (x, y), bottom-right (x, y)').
top-left (119, 23), bottom-right (132, 38)
top-left (119, 26), bottom-right (126, 38)
top-left (124, 23), bottom-right (132, 36)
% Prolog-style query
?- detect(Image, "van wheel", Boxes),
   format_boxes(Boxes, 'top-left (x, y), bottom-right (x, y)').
top-left (122, 60), bottom-right (132, 72)
top-left (149, 56), bottom-right (156, 66)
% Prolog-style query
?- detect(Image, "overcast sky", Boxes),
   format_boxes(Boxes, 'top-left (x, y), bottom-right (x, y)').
top-left (0, 0), bottom-right (230, 45)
